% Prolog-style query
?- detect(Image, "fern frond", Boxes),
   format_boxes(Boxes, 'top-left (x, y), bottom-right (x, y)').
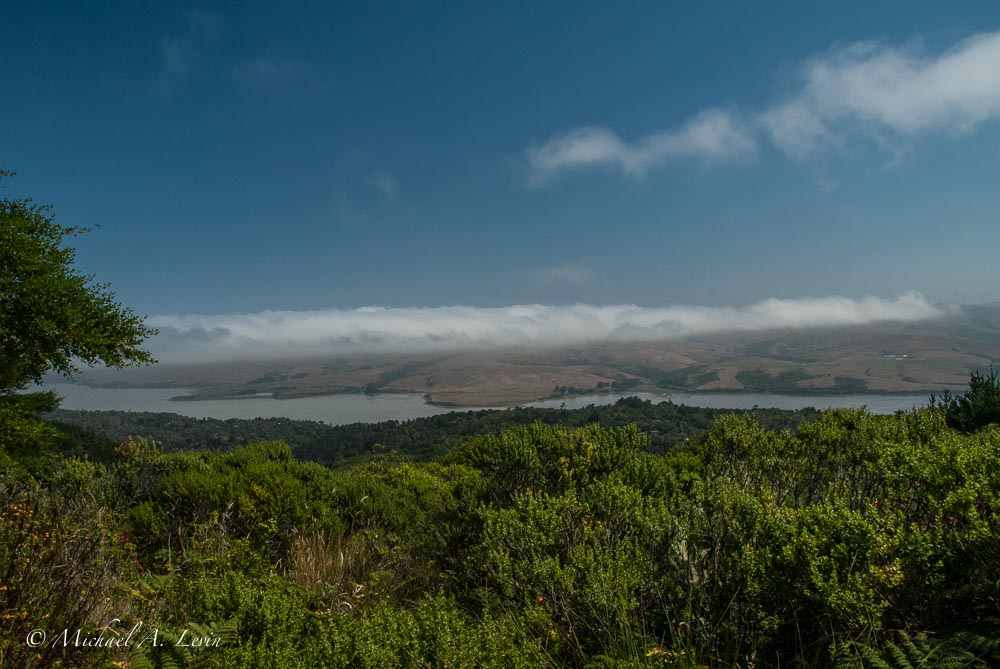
top-left (837, 630), bottom-right (990, 669)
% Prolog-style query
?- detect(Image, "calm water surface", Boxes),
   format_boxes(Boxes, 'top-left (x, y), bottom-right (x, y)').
top-left (45, 383), bottom-right (471, 424)
top-left (43, 383), bottom-right (930, 424)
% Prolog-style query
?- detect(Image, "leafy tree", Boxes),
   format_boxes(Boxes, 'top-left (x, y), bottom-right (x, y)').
top-left (0, 170), bottom-right (156, 448)
top-left (933, 366), bottom-right (1000, 433)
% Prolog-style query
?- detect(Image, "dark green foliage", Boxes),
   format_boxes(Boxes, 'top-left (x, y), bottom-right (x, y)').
top-left (49, 397), bottom-right (819, 465)
top-left (836, 630), bottom-right (1000, 669)
top-left (830, 375), bottom-right (869, 393)
top-left (933, 366), bottom-right (1000, 432)
top-left (3, 377), bottom-right (1000, 667)
top-left (0, 171), bottom-right (156, 390)
top-left (129, 619), bottom-right (239, 669)
top-left (0, 170), bottom-right (155, 453)
top-left (658, 365), bottom-right (873, 394)
top-left (117, 439), bottom-right (343, 566)
top-left (0, 391), bottom-right (59, 454)
top-left (0, 458), bottom-right (135, 668)
top-left (736, 368), bottom-right (816, 393)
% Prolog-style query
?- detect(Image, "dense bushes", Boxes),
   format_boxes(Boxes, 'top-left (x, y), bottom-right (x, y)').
top-left (1, 400), bottom-right (999, 667)
top-left (0, 459), bottom-right (135, 668)
top-left (934, 366), bottom-right (1000, 433)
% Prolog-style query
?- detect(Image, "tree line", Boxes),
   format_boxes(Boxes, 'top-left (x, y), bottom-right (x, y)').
top-left (48, 398), bottom-right (819, 467)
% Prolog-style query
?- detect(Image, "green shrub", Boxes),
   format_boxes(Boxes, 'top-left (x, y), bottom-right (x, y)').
top-left (934, 366), bottom-right (1000, 433)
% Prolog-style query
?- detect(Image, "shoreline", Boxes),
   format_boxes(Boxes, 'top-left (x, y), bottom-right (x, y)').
top-left (37, 382), bottom-right (938, 420)
top-left (66, 381), bottom-right (943, 410)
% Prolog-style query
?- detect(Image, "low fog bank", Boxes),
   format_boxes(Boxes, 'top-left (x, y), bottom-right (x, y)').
top-left (143, 292), bottom-right (946, 364)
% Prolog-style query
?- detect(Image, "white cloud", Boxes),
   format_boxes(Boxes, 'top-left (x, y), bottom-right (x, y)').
top-left (526, 109), bottom-right (756, 184)
top-left (529, 29), bottom-right (1000, 177)
top-left (147, 292), bottom-right (943, 362)
top-left (533, 263), bottom-right (596, 286)
top-left (757, 99), bottom-right (837, 162)
top-left (760, 31), bottom-right (1000, 160)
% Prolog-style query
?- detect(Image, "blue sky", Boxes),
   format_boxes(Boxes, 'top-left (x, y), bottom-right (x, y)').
top-left (3, 1), bottom-right (1000, 327)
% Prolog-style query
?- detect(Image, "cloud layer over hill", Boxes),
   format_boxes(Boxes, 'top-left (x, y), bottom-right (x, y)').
top-left (145, 292), bottom-right (944, 363)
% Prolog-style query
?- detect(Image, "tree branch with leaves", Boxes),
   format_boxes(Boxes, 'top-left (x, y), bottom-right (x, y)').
top-left (0, 170), bottom-right (157, 449)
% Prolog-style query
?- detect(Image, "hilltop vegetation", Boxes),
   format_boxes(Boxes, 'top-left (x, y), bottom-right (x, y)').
top-left (48, 398), bottom-right (818, 466)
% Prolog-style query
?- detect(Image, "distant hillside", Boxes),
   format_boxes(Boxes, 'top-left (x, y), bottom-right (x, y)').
top-left (76, 305), bottom-right (1000, 406)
